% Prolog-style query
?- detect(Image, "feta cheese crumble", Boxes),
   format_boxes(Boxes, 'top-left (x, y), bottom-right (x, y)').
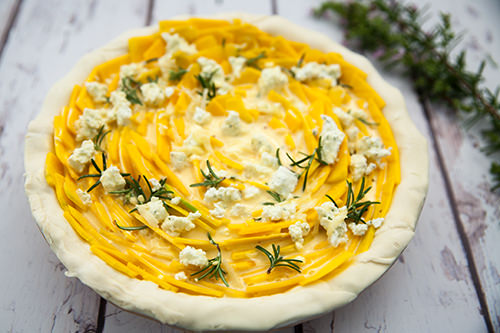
top-left (85, 82), bottom-right (108, 103)
top-left (171, 196), bottom-right (181, 205)
top-left (243, 185), bottom-right (260, 199)
top-left (229, 56), bottom-right (246, 78)
top-left (120, 63), bottom-right (142, 79)
top-left (230, 203), bottom-right (248, 217)
top-left (289, 221), bottom-right (311, 249)
top-left (320, 115), bottom-right (345, 164)
top-left (209, 202), bottom-right (226, 218)
top-left (258, 66), bottom-right (288, 94)
top-left (348, 222), bottom-right (368, 236)
top-left (193, 106), bottom-right (211, 125)
top-left (251, 134), bottom-right (274, 154)
top-left (174, 271), bottom-right (187, 281)
top-left (76, 108), bottom-right (107, 140)
top-left (162, 33), bottom-right (197, 56)
top-left (109, 90), bottom-right (132, 126)
top-left (292, 62), bottom-right (341, 85)
top-left (368, 217), bottom-right (384, 228)
top-left (268, 166), bottom-right (298, 198)
top-left (68, 140), bottom-right (96, 173)
top-left (140, 82), bottom-right (165, 105)
top-left (261, 151), bottom-right (278, 169)
top-left (164, 86), bottom-right (175, 97)
top-left (316, 201), bottom-right (348, 247)
top-left (138, 197), bottom-right (168, 222)
top-left (76, 189), bottom-right (92, 206)
top-left (262, 202), bottom-right (297, 222)
top-left (170, 151), bottom-right (188, 170)
top-left (179, 246), bottom-right (208, 267)
top-left (149, 178), bottom-right (162, 192)
top-left (356, 136), bottom-right (391, 163)
top-left (162, 212), bottom-right (200, 236)
top-left (221, 110), bottom-right (242, 136)
top-left (204, 186), bottom-right (242, 206)
top-left (100, 165), bottom-right (126, 192)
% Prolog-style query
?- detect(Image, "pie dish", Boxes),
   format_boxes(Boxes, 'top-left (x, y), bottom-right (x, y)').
top-left (24, 13), bottom-right (428, 331)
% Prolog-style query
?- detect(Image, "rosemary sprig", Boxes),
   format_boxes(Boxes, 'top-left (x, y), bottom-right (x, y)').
top-left (245, 52), bottom-right (266, 70)
top-left (266, 190), bottom-right (284, 203)
top-left (77, 153), bottom-right (129, 192)
top-left (191, 233), bottom-right (229, 287)
top-left (344, 177), bottom-right (380, 224)
top-left (110, 176), bottom-right (173, 207)
top-left (296, 53), bottom-right (306, 68)
top-left (190, 161), bottom-right (225, 188)
top-left (286, 137), bottom-right (328, 191)
top-left (169, 68), bottom-right (187, 81)
top-left (121, 77), bottom-right (142, 105)
top-left (316, 0), bottom-right (500, 190)
top-left (144, 57), bottom-right (159, 64)
top-left (255, 244), bottom-right (303, 274)
top-left (92, 125), bottom-right (110, 152)
top-left (195, 70), bottom-right (217, 100)
top-left (114, 220), bottom-right (147, 231)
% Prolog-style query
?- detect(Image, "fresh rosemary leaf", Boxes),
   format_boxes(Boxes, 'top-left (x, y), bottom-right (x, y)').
top-left (121, 77), bottom-right (142, 105)
top-left (92, 125), bottom-right (111, 152)
top-left (169, 68), bottom-right (188, 81)
top-left (191, 233), bottom-right (229, 287)
top-left (190, 161), bottom-right (225, 188)
top-left (344, 177), bottom-right (380, 224)
top-left (266, 190), bottom-right (284, 203)
top-left (255, 244), bottom-right (303, 274)
top-left (144, 57), bottom-right (159, 64)
top-left (195, 71), bottom-right (218, 100)
top-left (297, 53), bottom-right (306, 68)
top-left (245, 52), bottom-right (266, 70)
top-left (114, 220), bottom-right (147, 231)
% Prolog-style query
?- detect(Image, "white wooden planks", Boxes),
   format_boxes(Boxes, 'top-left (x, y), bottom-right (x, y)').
top-left (277, 0), bottom-right (490, 331)
top-left (0, 0), bottom-right (146, 331)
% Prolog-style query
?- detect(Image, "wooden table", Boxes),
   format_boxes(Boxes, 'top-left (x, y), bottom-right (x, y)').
top-left (1, 0), bottom-right (498, 332)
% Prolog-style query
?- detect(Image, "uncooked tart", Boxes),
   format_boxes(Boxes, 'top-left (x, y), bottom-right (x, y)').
top-left (25, 13), bottom-right (428, 331)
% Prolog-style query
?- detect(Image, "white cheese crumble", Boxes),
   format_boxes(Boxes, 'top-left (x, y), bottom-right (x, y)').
top-left (193, 106), bottom-right (211, 125)
top-left (292, 62), bottom-right (341, 85)
top-left (197, 56), bottom-right (225, 87)
top-left (120, 63), bottom-right (142, 79)
top-left (76, 189), bottom-right (92, 206)
top-left (221, 110), bottom-right (242, 136)
top-left (204, 186), bottom-right (242, 206)
top-left (230, 203), bottom-right (248, 217)
top-left (85, 82), bottom-right (108, 103)
top-left (316, 201), bottom-right (348, 247)
top-left (179, 246), bottom-right (208, 267)
top-left (320, 115), bottom-right (345, 164)
top-left (138, 197), bottom-right (168, 222)
top-left (162, 33), bottom-right (197, 56)
top-left (209, 202), bottom-right (226, 218)
top-left (149, 178), bottom-right (162, 192)
top-left (356, 136), bottom-right (391, 163)
top-left (109, 91), bottom-right (132, 126)
top-left (229, 56), bottom-right (246, 78)
top-left (174, 271), bottom-right (187, 281)
top-left (348, 222), bottom-right (368, 236)
top-left (289, 221), bottom-right (310, 249)
top-left (333, 107), bottom-right (354, 128)
top-left (164, 86), bottom-right (175, 98)
top-left (243, 163), bottom-right (273, 179)
top-left (140, 82), bottom-right (165, 105)
top-left (162, 212), bottom-right (200, 236)
top-left (268, 166), bottom-right (298, 198)
top-left (100, 165), bottom-right (126, 192)
top-left (368, 217), bottom-right (384, 228)
top-left (68, 140), bottom-right (96, 173)
top-left (350, 154), bottom-right (368, 182)
top-left (158, 55), bottom-right (176, 74)
top-left (261, 151), bottom-right (278, 169)
top-left (258, 66), bottom-right (288, 94)
top-left (171, 196), bottom-right (181, 205)
top-left (180, 126), bottom-right (210, 156)
top-left (251, 134), bottom-right (274, 154)
top-left (76, 108), bottom-right (107, 140)
top-left (262, 202), bottom-right (297, 222)
top-left (243, 185), bottom-right (260, 199)
top-left (170, 151), bottom-right (188, 170)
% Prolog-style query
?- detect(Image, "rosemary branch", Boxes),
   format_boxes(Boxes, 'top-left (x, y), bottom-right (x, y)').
top-left (255, 244), bottom-right (303, 274)
top-left (315, 0), bottom-right (500, 190)
top-left (191, 233), bottom-right (229, 287)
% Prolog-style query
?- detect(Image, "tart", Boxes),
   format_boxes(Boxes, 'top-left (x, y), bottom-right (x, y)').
top-left (25, 14), bottom-right (428, 331)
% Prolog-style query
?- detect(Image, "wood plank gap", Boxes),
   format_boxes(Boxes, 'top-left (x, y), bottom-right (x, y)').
top-left (0, 0), bottom-right (22, 60)
top-left (96, 298), bottom-right (107, 333)
top-left (271, 0), bottom-right (278, 15)
top-left (294, 323), bottom-right (303, 333)
top-left (419, 95), bottom-right (494, 333)
top-left (146, 0), bottom-right (154, 26)
top-left (330, 311), bottom-right (335, 332)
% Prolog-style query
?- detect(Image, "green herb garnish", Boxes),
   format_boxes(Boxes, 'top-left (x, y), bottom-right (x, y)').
top-left (344, 177), bottom-right (380, 224)
top-left (190, 161), bottom-right (225, 188)
top-left (114, 220), bottom-right (147, 231)
top-left (77, 153), bottom-right (130, 192)
top-left (286, 137), bottom-right (328, 191)
top-left (121, 77), bottom-right (142, 105)
top-left (245, 52), bottom-right (266, 70)
top-left (110, 176), bottom-right (172, 209)
top-left (256, 244), bottom-right (303, 274)
top-left (195, 70), bottom-right (218, 100)
top-left (266, 190), bottom-right (284, 203)
top-left (169, 68), bottom-right (188, 81)
top-left (191, 233), bottom-right (229, 287)
top-left (92, 125), bottom-right (110, 152)
top-left (144, 57), bottom-right (159, 64)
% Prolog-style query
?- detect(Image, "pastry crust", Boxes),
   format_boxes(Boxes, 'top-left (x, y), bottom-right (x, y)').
top-left (24, 13), bottom-right (428, 331)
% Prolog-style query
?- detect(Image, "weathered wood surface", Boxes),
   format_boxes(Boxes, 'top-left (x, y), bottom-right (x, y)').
top-left (0, 0), bottom-right (498, 332)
